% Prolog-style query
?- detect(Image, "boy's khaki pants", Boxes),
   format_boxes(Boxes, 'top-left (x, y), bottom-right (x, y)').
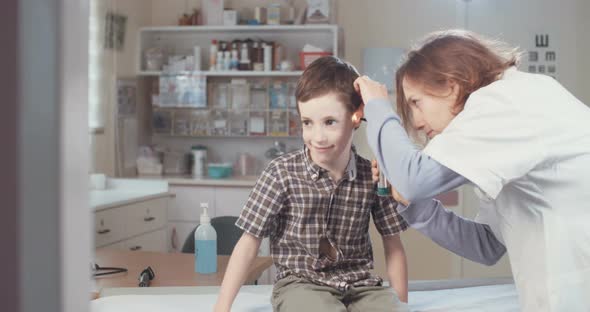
top-left (271, 275), bottom-right (409, 312)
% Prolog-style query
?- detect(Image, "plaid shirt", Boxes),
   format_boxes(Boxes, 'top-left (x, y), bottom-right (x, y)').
top-left (236, 146), bottom-right (408, 291)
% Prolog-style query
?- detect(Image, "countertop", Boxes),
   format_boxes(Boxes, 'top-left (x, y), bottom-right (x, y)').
top-left (136, 174), bottom-right (258, 187)
top-left (90, 178), bottom-right (171, 212)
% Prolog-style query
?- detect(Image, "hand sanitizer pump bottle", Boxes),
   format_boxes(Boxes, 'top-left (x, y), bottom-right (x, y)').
top-left (195, 203), bottom-right (217, 274)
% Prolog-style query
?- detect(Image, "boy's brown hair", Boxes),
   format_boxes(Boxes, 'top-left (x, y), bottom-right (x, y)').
top-left (295, 56), bottom-right (362, 114)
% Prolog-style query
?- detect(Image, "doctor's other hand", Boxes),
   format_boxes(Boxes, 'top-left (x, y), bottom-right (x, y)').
top-left (353, 75), bottom-right (389, 105)
top-left (371, 160), bottom-right (410, 206)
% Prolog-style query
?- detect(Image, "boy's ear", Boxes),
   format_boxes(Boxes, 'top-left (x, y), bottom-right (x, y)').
top-left (352, 105), bottom-right (364, 129)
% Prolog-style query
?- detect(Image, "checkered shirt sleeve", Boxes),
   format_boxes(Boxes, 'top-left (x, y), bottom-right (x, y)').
top-left (235, 161), bottom-right (285, 238)
top-left (372, 195), bottom-right (409, 236)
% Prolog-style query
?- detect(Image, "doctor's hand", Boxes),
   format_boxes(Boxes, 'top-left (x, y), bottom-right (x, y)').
top-left (353, 75), bottom-right (389, 105)
top-left (371, 160), bottom-right (410, 206)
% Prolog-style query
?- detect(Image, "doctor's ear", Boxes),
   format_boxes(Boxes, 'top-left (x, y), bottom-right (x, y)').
top-left (447, 80), bottom-right (460, 97)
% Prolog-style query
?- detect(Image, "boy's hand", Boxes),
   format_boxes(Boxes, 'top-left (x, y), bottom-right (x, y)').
top-left (371, 160), bottom-right (409, 206)
top-left (353, 75), bottom-right (389, 105)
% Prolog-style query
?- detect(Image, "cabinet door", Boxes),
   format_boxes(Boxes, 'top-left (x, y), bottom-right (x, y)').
top-left (169, 186), bottom-right (216, 221)
top-left (214, 186), bottom-right (252, 217)
top-left (124, 229), bottom-right (168, 253)
top-left (167, 222), bottom-right (199, 253)
top-left (94, 208), bottom-right (126, 247)
top-left (124, 197), bottom-right (168, 237)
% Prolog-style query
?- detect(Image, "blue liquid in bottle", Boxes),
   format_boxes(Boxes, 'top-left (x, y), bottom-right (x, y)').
top-left (195, 239), bottom-right (217, 274)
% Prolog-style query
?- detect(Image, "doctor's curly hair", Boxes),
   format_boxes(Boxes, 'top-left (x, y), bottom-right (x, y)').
top-left (395, 29), bottom-right (522, 136)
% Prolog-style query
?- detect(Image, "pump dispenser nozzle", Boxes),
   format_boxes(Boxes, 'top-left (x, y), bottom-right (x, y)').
top-left (200, 203), bottom-right (211, 224)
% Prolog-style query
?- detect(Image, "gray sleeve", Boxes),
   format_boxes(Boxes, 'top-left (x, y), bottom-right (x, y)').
top-left (399, 199), bottom-right (506, 266)
top-left (364, 99), bottom-right (506, 265)
top-left (364, 98), bottom-right (467, 202)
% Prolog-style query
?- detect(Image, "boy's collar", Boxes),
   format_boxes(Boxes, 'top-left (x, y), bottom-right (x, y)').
top-left (302, 145), bottom-right (358, 182)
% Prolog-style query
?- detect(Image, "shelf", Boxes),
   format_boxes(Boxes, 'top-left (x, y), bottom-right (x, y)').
top-left (140, 24), bottom-right (338, 33)
top-left (138, 70), bottom-right (303, 77)
top-left (140, 23), bottom-right (336, 141)
top-left (153, 134), bottom-right (300, 139)
top-left (137, 24), bottom-right (339, 75)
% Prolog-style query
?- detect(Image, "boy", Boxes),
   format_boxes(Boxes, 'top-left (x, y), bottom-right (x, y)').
top-left (214, 56), bottom-right (409, 312)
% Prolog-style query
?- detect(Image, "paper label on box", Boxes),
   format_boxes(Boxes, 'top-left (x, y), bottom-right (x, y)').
top-left (250, 117), bottom-right (265, 133)
top-left (214, 119), bottom-right (227, 129)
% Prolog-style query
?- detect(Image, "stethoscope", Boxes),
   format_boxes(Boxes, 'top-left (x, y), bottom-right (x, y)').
top-left (91, 263), bottom-right (155, 287)
top-left (91, 262), bottom-right (128, 277)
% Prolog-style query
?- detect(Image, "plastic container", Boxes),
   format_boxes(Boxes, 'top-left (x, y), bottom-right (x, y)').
top-left (195, 203), bottom-right (217, 274)
top-left (209, 40), bottom-right (218, 70)
top-left (263, 44), bottom-right (272, 72)
top-left (145, 47), bottom-right (165, 71)
top-left (207, 163), bottom-right (233, 179)
top-left (229, 110), bottom-right (249, 136)
top-left (210, 110), bottom-right (228, 136)
top-left (163, 150), bottom-right (190, 175)
top-left (193, 46), bottom-right (201, 70)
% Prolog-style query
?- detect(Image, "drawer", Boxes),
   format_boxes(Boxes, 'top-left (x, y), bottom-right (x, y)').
top-left (124, 197), bottom-right (168, 237)
top-left (123, 229), bottom-right (168, 253)
top-left (94, 208), bottom-right (126, 247)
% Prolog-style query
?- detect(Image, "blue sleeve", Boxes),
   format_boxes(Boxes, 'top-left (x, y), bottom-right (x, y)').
top-left (364, 98), bottom-right (467, 201)
top-left (398, 199), bottom-right (506, 265)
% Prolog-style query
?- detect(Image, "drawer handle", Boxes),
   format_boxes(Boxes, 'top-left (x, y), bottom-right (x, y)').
top-left (97, 229), bottom-right (111, 235)
top-left (130, 245), bottom-right (142, 251)
top-left (144, 216), bottom-right (155, 222)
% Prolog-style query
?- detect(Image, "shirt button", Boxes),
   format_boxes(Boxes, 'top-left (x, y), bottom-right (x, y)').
top-left (312, 174), bottom-right (318, 179)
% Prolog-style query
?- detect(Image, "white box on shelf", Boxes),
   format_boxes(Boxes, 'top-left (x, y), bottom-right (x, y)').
top-left (223, 10), bottom-right (238, 26)
top-left (202, 0), bottom-right (224, 25)
top-left (266, 5), bottom-right (281, 25)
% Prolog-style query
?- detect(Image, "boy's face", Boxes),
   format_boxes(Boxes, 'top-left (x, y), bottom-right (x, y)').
top-left (298, 92), bottom-right (354, 169)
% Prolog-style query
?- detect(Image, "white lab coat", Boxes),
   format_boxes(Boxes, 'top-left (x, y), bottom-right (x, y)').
top-left (423, 67), bottom-right (590, 311)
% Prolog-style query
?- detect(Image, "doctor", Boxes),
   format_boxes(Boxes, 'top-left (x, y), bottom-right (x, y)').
top-left (355, 29), bottom-right (590, 311)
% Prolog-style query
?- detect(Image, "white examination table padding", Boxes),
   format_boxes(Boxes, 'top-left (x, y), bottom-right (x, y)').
top-left (92, 278), bottom-right (519, 311)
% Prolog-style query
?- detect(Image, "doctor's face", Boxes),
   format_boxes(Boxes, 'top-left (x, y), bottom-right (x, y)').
top-left (402, 77), bottom-right (458, 139)
top-left (298, 92), bottom-right (354, 169)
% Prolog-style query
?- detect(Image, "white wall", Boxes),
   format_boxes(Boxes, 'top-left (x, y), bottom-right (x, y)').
top-left (467, 0), bottom-right (584, 103)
